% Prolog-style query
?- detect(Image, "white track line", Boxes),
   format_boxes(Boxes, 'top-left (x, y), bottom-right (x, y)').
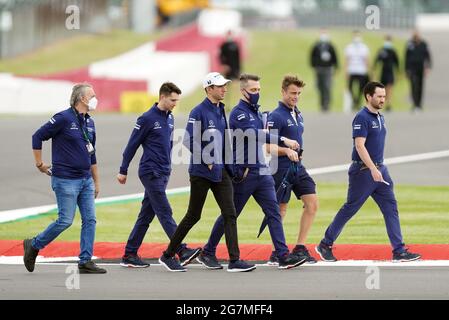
top-left (2, 256), bottom-right (449, 267)
top-left (1, 150), bottom-right (449, 223)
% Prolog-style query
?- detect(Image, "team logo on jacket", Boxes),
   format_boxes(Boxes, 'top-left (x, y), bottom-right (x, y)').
top-left (287, 119), bottom-right (294, 127)
top-left (70, 122), bottom-right (78, 130)
top-left (208, 120), bottom-right (215, 128)
top-left (371, 121), bottom-right (379, 129)
top-left (154, 122), bottom-right (162, 129)
top-left (249, 114), bottom-right (255, 121)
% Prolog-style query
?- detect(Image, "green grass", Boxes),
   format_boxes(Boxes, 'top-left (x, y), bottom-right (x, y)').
top-left (2, 183), bottom-right (449, 245)
top-left (176, 29), bottom-right (410, 114)
top-left (0, 28), bottom-right (409, 113)
top-left (0, 29), bottom-right (169, 75)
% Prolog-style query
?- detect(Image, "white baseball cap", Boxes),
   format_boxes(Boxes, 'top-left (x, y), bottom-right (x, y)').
top-left (202, 72), bottom-right (231, 88)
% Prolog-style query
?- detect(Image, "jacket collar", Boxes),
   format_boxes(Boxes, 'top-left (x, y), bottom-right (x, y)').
top-left (238, 99), bottom-right (260, 113)
top-left (278, 101), bottom-right (300, 115)
top-left (202, 97), bottom-right (225, 115)
top-left (151, 103), bottom-right (172, 118)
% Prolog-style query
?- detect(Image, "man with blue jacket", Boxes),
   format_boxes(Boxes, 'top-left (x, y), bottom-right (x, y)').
top-left (117, 82), bottom-right (200, 268)
top-left (159, 72), bottom-right (255, 272)
top-left (316, 82), bottom-right (421, 262)
top-left (25, 83), bottom-right (106, 274)
top-left (196, 73), bottom-right (307, 270)
top-left (266, 75), bottom-right (319, 265)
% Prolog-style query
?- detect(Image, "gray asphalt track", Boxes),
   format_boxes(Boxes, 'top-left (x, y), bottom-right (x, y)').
top-left (1, 109), bottom-right (448, 211)
top-left (1, 30), bottom-right (448, 302)
top-left (1, 263), bottom-right (449, 300)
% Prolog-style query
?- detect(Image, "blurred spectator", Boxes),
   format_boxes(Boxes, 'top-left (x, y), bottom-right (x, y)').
top-left (219, 30), bottom-right (241, 80)
top-left (345, 31), bottom-right (370, 111)
top-left (310, 29), bottom-right (339, 112)
top-left (405, 30), bottom-right (432, 112)
top-left (373, 35), bottom-right (399, 112)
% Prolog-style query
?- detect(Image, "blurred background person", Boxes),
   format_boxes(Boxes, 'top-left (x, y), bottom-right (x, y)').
top-left (219, 30), bottom-right (241, 81)
top-left (345, 30), bottom-right (370, 111)
top-left (405, 30), bottom-right (432, 112)
top-left (310, 29), bottom-right (339, 112)
top-left (373, 35), bottom-right (400, 112)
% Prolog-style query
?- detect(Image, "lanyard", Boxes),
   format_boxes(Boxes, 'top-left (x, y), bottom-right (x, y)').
top-left (71, 108), bottom-right (91, 143)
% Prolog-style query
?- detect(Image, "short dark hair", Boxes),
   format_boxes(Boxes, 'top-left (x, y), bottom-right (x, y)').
top-left (239, 73), bottom-right (260, 89)
top-left (282, 75), bottom-right (306, 91)
top-left (363, 81), bottom-right (385, 101)
top-left (159, 82), bottom-right (181, 97)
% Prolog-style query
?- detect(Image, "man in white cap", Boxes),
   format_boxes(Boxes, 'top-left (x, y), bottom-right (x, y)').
top-left (159, 72), bottom-right (256, 272)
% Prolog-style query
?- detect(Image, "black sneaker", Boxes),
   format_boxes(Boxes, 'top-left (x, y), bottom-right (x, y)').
top-left (278, 253), bottom-right (307, 270)
top-left (196, 252), bottom-right (223, 270)
top-left (393, 250), bottom-right (421, 262)
top-left (315, 243), bottom-right (337, 262)
top-left (266, 251), bottom-right (279, 266)
top-left (23, 239), bottom-right (39, 272)
top-left (120, 254), bottom-right (150, 268)
top-left (78, 261), bottom-right (107, 274)
top-left (227, 260), bottom-right (256, 273)
top-left (178, 247), bottom-right (202, 266)
top-left (292, 245), bottom-right (317, 264)
top-left (159, 253), bottom-right (186, 272)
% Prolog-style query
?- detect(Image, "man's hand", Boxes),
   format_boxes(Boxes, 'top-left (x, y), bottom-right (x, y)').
top-left (283, 138), bottom-right (300, 150)
top-left (370, 167), bottom-right (383, 182)
top-left (285, 149), bottom-right (300, 162)
top-left (117, 174), bottom-right (127, 185)
top-left (94, 184), bottom-right (100, 199)
top-left (36, 162), bottom-right (52, 176)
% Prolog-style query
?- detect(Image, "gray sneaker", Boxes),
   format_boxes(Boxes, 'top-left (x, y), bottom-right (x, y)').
top-left (292, 245), bottom-right (317, 264)
top-left (196, 253), bottom-right (223, 270)
top-left (23, 239), bottom-right (39, 272)
top-left (392, 250), bottom-right (421, 262)
top-left (315, 243), bottom-right (337, 262)
top-left (179, 247), bottom-right (202, 266)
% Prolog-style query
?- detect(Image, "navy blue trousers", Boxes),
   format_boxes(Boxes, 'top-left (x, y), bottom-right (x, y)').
top-left (124, 173), bottom-right (186, 256)
top-left (321, 164), bottom-right (405, 253)
top-left (203, 169), bottom-right (290, 258)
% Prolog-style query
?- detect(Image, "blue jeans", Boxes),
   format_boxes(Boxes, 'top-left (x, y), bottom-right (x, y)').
top-left (32, 176), bottom-right (96, 264)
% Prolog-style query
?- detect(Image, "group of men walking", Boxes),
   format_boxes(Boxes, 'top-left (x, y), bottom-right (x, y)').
top-left (24, 70), bottom-right (420, 274)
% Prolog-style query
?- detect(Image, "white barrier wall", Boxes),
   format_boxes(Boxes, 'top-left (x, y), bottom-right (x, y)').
top-left (89, 42), bottom-right (210, 96)
top-left (417, 14), bottom-right (449, 31)
top-left (0, 74), bottom-right (73, 114)
top-left (197, 8), bottom-right (242, 37)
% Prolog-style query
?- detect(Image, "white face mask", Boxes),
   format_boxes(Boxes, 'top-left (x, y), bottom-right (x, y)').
top-left (87, 97), bottom-right (98, 111)
top-left (320, 34), bottom-right (330, 42)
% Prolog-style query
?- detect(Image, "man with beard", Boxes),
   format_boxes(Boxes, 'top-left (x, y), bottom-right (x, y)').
top-left (316, 82), bottom-right (421, 262)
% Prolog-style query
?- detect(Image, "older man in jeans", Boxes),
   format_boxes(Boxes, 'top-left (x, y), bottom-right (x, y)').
top-left (24, 83), bottom-right (106, 274)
